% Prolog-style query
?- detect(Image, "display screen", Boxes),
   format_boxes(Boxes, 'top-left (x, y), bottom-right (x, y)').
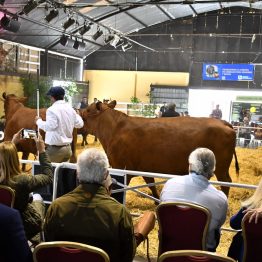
top-left (203, 64), bottom-right (254, 81)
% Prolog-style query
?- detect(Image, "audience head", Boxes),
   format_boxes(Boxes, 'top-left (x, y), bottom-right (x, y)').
top-left (167, 103), bottom-right (176, 111)
top-left (77, 148), bottom-right (109, 184)
top-left (0, 141), bottom-right (21, 184)
top-left (243, 117), bottom-right (249, 124)
top-left (188, 147), bottom-right (216, 179)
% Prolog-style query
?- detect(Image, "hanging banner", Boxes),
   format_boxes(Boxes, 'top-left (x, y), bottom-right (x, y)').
top-left (203, 64), bottom-right (254, 81)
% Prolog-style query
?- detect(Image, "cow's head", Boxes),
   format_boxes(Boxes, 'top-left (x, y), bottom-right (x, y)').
top-left (81, 100), bottom-right (117, 134)
top-left (1, 93), bottom-right (28, 119)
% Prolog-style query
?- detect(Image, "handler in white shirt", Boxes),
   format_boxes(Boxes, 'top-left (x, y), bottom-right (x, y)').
top-left (160, 147), bottom-right (228, 252)
top-left (35, 86), bottom-right (83, 163)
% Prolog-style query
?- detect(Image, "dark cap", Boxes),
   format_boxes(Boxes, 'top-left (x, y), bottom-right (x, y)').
top-left (46, 86), bottom-right (65, 97)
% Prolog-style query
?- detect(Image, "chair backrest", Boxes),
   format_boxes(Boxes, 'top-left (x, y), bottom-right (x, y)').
top-left (0, 185), bottom-right (15, 207)
top-left (156, 202), bottom-right (211, 257)
top-left (242, 214), bottom-right (262, 262)
top-left (33, 241), bottom-right (110, 262)
top-left (158, 250), bottom-right (236, 262)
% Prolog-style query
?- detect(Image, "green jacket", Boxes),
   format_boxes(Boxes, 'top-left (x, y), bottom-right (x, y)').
top-left (44, 183), bottom-right (137, 262)
top-left (11, 152), bottom-right (53, 239)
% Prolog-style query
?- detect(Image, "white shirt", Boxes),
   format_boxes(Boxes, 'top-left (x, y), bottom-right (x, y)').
top-left (36, 100), bottom-right (84, 146)
top-left (160, 172), bottom-right (228, 250)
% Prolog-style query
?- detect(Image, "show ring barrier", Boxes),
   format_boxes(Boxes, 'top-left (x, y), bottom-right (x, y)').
top-left (20, 159), bottom-right (257, 233)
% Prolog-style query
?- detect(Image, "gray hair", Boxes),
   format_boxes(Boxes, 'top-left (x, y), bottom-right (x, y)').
top-left (77, 148), bottom-right (109, 184)
top-left (188, 148), bottom-right (216, 179)
top-left (167, 103), bottom-right (176, 110)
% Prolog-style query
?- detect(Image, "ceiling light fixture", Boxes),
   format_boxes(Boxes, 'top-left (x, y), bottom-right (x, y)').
top-left (122, 42), bottom-right (132, 52)
top-left (79, 24), bottom-right (91, 35)
top-left (63, 17), bottom-right (75, 30)
top-left (45, 9), bottom-right (59, 23)
top-left (110, 35), bottom-right (124, 48)
top-left (22, 0), bottom-right (38, 15)
top-left (73, 38), bottom-right (86, 50)
top-left (0, 15), bottom-right (21, 32)
top-left (104, 34), bottom-right (115, 44)
top-left (59, 35), bottom-right (74, 47)
top-left (110, 35), bottom-right (120, 48)
top-left (92, 27), bottom-right (103, 40)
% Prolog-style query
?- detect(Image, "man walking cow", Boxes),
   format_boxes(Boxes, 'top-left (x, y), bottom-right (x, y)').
top-left (35, 86), bottom-right (83, 163)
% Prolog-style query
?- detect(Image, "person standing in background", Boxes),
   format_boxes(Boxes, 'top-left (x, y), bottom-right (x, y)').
top-left (77, 96), bottom-right (88, 109)
top-left (35, 86), bottom-right (83, 163)
top-left (158, 102), bottom-right (167, 117)
top-left (211, 104), bottom-right (222, 119)
top-left (161, 103), bottom-right (180, 117)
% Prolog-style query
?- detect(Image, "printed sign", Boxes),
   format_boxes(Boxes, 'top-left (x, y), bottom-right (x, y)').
top-left (203, 64), bottom-right (254, 81)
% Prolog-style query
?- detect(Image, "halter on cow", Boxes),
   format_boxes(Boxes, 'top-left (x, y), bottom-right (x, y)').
top-left (82, 101), bottom-right (239, 199)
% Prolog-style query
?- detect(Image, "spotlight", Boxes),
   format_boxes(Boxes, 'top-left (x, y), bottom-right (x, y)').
top-left (45, 9), bottom-right (59, 23)
top-left (104, 34), bottom-right (114, 44)
top-left (59, 35), bottom-right (74, 47)
top-left (115, 39), bottom-right (124, 48)
top-left (22, 0), bottom-right (38, 15)
top-left (122, 42), bottom-right (132, 52)
top-left (92, 28), bottom-right (103, 40)
top-left (79, 24), bottom-right (91, 35)
top-left (73, 39), bottom-right (86, 50)
top-left (110, 35), bottom-right (120, 48)
top-left (63, 17), bottom-right (75, 30)
top-left (0, 0), bottom-right (5, 5)
top-left (0, 15), bottom-right (21, 32)
top-left (110, 35), bottom-right (124, 48)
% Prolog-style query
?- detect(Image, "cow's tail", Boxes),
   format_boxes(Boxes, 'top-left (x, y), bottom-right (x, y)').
top-left (233, 149), bottom-right (240, 178)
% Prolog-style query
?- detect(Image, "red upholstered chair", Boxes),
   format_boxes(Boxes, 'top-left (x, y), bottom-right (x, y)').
top-left (33, 241), bottom-right (110, 262)
top-left (242, 214), bottom-right (262, 262)
top-left (158, 250), bottom-right (236, 262)
top-left (0, 185), bottom-right (15, 207)
top-left (156, 202), bottom-right (211, 258)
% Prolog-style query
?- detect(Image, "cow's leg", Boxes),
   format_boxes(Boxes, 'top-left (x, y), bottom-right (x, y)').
top-left (81, 135), bottom-right (85, 147)
top-left (21, 152), bottom-right (30, 171)
top-left (126, 175), bottom-right (159, 203)
top-left (216, 170), bottom-right (232, 197)
top-left (142, 177), bottom-right (160, 200)
top-left (84, 134), bottom-right (88, 146)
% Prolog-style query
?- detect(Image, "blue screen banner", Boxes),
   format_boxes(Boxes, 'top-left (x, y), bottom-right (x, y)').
top-left (203, 64), bottom-right (254, 81)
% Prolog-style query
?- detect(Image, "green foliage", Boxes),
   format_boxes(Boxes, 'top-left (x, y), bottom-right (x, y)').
top-left (20, 77), bottom-right (52, 108)
top-left (142, 104), bottom-right (157, 117)
top-left (63, 82), bottom-right (78, 102)
top-left (130, 96), bottom-right (141, 104)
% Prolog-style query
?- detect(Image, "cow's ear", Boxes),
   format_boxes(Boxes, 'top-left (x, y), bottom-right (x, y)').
top-left (96, 101), bottom-right (103, 111)
top-left (19, 97), bottom-right (28, 104)
top-left (108, 100), bottom-right (116, 109)
top-left (2, 92), bottom-right (6, 99)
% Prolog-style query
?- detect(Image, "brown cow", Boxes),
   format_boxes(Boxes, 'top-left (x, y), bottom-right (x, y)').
top-left (82, 101), bottom-right (239, 199)
top-left (2, 92), bottom-right (78, 164)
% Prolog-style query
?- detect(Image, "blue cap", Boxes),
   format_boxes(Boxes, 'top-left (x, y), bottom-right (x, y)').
top-left (46, 86), bottom-right (65, 96)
